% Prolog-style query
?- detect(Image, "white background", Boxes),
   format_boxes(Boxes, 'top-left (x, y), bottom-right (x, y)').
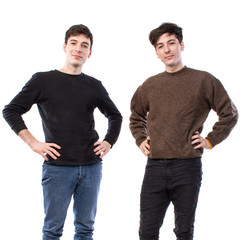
top-left (0, 0), bottom-right (242, 239)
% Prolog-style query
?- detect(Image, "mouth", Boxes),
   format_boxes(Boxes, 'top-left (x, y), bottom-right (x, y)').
top-left (72, 54), bottom-right (82, 59)
top-left (165, 55), bottom-right (174, 60)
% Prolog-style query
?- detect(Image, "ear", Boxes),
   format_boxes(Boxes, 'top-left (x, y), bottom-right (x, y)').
top-left (180, 41), bottom-right (185, 51)
top-left (63, 43), bottom-right (67, 53)
top-left (88, 49), bottom-right (92, 58)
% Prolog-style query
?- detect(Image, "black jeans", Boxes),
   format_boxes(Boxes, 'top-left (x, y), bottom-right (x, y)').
top-left (139, 158), bottom-right (202, 240)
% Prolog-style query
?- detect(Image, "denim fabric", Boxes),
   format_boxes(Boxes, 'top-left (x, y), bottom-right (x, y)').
top-left (139, 158), bottom-right (202, 240)
top-left (41, 162), bottom-right (102, 240)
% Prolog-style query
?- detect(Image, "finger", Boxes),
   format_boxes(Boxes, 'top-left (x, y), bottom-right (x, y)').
top-left (144, 151), bottom-right (150, 155)
top-left (48, 143), bottom-right (61, 149)
top-left (95, 148), bottom-right (104, 155)
top-left (94, 147), bottom-right (100, 152)
top-left (145, 143), bottom-right (150, 149)
top-left (191, 139), bottom-right (199, 145)
top-left (97, 147), bottom-right (110, 156)
top-left (194, 143), bottom-right (203, 149)
top-left (47, 147), bottom-right (61, 157)
top-left (46, 147), bottom-right (61, 159)
top-left (94, 141), bottom-right (101, 146)
top-left (45, 150), bottom-right (58, 160)
top-left (143, 144), bottom-right (150, 152)
top-left (191, 135), bottom-right (199, 140)
top-left (94, 145), bottom-right (104, 153)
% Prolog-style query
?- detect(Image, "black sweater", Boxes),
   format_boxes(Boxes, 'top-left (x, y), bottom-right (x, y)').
top-left (3, 70), bottom-right (122, 165)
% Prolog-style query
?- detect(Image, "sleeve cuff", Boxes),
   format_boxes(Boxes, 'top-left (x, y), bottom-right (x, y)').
top-left (205, 138), bottom-right (213, 149)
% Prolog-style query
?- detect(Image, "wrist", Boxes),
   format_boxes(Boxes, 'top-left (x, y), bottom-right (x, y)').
top-left (18, 129), bottom-right (39, 149)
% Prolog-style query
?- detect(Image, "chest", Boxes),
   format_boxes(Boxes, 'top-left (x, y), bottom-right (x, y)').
top-left (146, 78), bottom-right (206, 115)
top-left (39, 79), bottom-right (98, 112)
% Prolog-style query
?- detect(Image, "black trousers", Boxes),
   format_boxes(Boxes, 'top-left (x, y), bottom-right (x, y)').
top-left (139, 158), bottom-right (202, 240)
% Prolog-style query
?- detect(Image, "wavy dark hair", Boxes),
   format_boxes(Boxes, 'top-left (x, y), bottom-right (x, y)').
top-left (64, 24), bottom-right (93, 49)
top-left (149, 22), bottom-right (183, 48)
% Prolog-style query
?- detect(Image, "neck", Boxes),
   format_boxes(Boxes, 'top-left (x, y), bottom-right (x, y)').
top-left (59, 64), bottom-right (82, 75)
top-left (165, 62), bottom-right (184, 73)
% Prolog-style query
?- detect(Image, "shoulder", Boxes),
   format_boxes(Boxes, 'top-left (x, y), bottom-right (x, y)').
top-left (186, 67), bottom-right (218, 80)
top-left (28, 70), bottom-right (56, 82)
top-left (24, 70), bottom-right (56, 88)
top-left (33, 70), bottom-right (57, 78)
top-left (144, 72), bottom-right (165, 83)
top-left (83, 73), bottom-right (110, 93)
top-left (82, 73), bottom-right (102, 85)
top-left (187, 67), bottom-right (226, 95)
top-left (140, 72), bottom-right (166, 90)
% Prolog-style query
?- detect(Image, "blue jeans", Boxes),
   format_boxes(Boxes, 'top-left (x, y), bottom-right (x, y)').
top-left (41, 162), bottom-right (102, 240)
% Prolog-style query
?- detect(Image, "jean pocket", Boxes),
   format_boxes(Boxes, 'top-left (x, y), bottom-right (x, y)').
top-left (41, 176), bottom-right (51, 185)
top-left (41, 164), bottom-right (52, 185)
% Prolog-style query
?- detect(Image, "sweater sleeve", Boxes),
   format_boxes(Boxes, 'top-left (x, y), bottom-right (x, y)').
top-left (2, 74), bottom-right (41, 135)
top-left (205, 75), bottom-right (238, 147)
top-left (97, 82), bottom-right (122, 147)
top-left (129, 85), bottom-right (148, 147)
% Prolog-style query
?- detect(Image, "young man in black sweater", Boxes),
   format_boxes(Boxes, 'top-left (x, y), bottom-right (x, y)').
top-left (3, 24), bottom-right (122, 240)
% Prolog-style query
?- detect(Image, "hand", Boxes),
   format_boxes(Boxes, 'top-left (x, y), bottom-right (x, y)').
top-left (30, 140), bottom-right (61, 161)
top-left (139, 136), bottom-right (151, 157)
top-left (18, 129), bottom-right (61, 161)
top-left (191, 131), bottom-right (210, 150)
top-left (94, 141), bottom-right (111, 158)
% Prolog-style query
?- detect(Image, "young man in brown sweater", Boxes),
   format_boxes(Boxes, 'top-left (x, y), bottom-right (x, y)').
top-left (129, 22), bottom-right (238, 240)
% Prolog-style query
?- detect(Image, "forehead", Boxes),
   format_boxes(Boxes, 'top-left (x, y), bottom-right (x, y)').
top-left (156, 33), bottom-right (178, 45)
top-left (67, 34), bottom-right (91, 44)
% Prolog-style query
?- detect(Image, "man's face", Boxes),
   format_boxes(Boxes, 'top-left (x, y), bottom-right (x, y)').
top-left (155, 33), bottom-right (184, 71)
top-left (63, 34), bottom-right (92, 68)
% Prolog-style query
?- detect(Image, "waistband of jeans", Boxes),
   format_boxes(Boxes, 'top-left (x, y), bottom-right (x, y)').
top-left (148, 157), bottom-right (201, 162)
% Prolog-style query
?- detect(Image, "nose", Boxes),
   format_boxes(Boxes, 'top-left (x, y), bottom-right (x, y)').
top-left (75, 44), bottom-right (82, 52)
top-left (164, 44), bottom-right (170, 53)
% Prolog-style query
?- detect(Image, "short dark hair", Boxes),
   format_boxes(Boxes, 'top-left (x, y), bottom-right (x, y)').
top-left (65, 24), bottom-right (93, 49)
top-left (149, 22), bottom-right (183, 48)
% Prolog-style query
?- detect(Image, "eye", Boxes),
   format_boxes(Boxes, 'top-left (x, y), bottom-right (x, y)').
top-left (81, 43), bottom-right (88, 49)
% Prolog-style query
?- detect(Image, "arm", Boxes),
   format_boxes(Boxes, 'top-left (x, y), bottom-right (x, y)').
top-left (2, 74), bottom-right (40, 134)
top-left (204, 76), bottom-right (238, 147)
top-left (18, 129), bottom-right (61, 161)
top-left (129, 86), bottom-right (149, 148)
top-left (94, 82), bottom-right (122, 158)
top-left (2, 74), bottom-right (61, 160)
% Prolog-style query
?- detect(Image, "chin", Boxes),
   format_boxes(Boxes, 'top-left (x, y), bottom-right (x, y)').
top-left (72, 62), bottom-right (83, 68)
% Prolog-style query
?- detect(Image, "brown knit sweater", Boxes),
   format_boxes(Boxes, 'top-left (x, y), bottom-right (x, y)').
top-left (129, 66), bottom-right (238, 159)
